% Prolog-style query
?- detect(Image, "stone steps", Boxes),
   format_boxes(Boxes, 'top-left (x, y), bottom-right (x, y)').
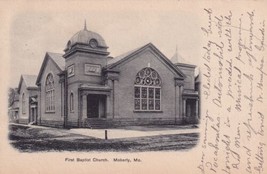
top-left (84, 119), bottom-right (110, 129)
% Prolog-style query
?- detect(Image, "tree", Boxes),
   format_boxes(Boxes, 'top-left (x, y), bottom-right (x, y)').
top-left (8, 88), bottom-right (16, 107)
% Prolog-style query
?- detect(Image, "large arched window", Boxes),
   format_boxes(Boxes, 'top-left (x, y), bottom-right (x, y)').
top-left (134, 67), bottom-right (162, 111)
top-left (45, 73), bottom-right (55, 112)
top-left (70, 92), bottom-right (74, 112)
top-left (22, 93), bottom-right (26, 114)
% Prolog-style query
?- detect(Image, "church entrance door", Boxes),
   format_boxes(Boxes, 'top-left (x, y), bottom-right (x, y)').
top-left (87, 94), bottom-right (106, 118)
top-left (31, 108), bottom-right (34, 122)
top-left (87, 94), bottom-right (99, 118)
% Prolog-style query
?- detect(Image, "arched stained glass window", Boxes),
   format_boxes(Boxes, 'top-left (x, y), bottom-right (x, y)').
top-left (45, 73), bottom-right (55, 112)
top-left (134, 67), bottom-right (161, 111)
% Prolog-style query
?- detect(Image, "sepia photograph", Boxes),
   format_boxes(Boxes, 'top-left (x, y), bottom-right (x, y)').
top-left (8, 14), bottom-right (200, 152)
top-left (1, 1), bottom-right (267, 174)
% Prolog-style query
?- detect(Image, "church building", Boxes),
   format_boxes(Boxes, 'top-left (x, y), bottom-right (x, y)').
top-left (15, 23), bottom-right (200, 128)
top-left (17, 75), bottom-right (38, 124)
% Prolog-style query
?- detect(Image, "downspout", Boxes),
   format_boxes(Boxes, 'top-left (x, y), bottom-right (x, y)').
top-left (64, 71), bottom-right (68, 128)
top-left (78, 89), bottom-right (81, 127)
top-left (112, 80), bottom-right (115, 118)
top-left (28, 96), bottom-right (30, 123)
top-left (39, 85), bottom-right (41, 125)
top-left (174, 85), bottom-right (177, 124)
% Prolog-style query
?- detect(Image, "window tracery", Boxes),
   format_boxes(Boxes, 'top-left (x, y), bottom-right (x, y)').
top-left (134, 67), bottom-right (161, 111)
top-left (45, 73), bottom-right (55, 112)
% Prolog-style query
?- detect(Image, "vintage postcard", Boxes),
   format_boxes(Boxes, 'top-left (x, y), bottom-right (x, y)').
top-left (0, 0), bottom-right (266, 174)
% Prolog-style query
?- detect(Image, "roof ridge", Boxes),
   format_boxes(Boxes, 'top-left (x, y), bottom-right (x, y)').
top-left (21, 74), bottom-right (38, 89)
top-left (106, 43), bottom-right (186, 78)
top-left (107, 43), bottom-right (151, 66)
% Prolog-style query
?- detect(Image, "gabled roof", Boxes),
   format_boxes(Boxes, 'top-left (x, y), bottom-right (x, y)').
top-left (47, 52), bottom-right (65, 70)
top-left (36, 52), bottom-right (65, 85)
top-left (107, 45), bottom-right (144, 66)
top-left (107, 43), bottom-right (186, 78)
top-left (18, 74), bottom-right (38, 93)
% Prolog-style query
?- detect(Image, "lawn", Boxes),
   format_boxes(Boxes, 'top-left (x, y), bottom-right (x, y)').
top-left (9, 124), bottom-right (199, 152)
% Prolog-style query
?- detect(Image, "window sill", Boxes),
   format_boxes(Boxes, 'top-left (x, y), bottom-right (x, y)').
top-left (133, 110), bottom-right (163, 113)
top-left (45, 111), bottom-right (55, 113)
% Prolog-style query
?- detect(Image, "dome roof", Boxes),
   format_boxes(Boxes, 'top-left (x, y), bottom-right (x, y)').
top-left (65, 25), bottom-right (107, 51)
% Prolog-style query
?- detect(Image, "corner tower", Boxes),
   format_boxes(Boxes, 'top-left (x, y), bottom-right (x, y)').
top-left (63, 23), bottom-right (110, 127)
top-left (63, 22), bottom-right (109, 85)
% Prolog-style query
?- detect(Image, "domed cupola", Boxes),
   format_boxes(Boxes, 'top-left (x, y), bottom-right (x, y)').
top-left (63, 22), bottom-right (109, 58)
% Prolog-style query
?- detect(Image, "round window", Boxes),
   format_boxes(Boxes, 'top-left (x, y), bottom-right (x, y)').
top-left (89, 39), bottom-right (98, 48)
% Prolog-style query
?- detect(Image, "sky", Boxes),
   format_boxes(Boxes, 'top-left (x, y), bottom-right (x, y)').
top-left (8, 2), bottom-right (201, 88)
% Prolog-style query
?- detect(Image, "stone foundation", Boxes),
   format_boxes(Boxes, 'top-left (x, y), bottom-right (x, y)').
top-left (18, 118), bottom-right (28, 124)
top-left (184, 116), bottom-right (199, 124)
top-left (39, 120), bottom-right (64, 128)
top-left (79, 117), bottom-right (186, 129)
top-left (34, 117), bottom-right (198, 129)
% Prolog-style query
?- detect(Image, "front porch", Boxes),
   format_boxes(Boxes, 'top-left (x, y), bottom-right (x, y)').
top-left (182, 89), bottom-right (199, 124)
top-left (29, 96), bottom-right (38, 124)
top-left (78, 84), bottom-right (112, 127)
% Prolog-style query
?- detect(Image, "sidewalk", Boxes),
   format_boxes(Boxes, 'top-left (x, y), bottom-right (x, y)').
top-left (10, 123), bottom-right (199, 140)
top-left (70, 126), bottom-right (199, 139)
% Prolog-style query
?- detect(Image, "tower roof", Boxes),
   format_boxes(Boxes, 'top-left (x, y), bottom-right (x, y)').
top-left (64, 23), bottom-right (107, 52)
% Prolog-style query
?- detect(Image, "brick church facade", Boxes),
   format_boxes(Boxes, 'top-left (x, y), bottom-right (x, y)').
top-left (11, 24), bottom-right (200, 128)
